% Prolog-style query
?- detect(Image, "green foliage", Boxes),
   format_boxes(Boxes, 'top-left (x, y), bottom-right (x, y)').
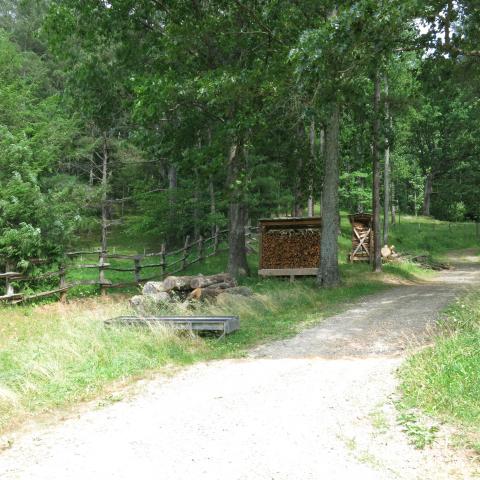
top-left (0, 33), bottom-right (85, 265)
top-left (0, 0), bottom-right (479, 272)
top-left (0, 247), bottom-right (420, 432)
top-left (397, 410), bottom-right (439, 449)
top-left (400, 290), bottom-right (480, 427)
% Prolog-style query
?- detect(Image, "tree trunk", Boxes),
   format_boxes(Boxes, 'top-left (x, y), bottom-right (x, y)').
top-left (99, 134), bottom-right (109, 294)
top-left (168, 164), bottom-right (177, 243)
top-left (318, 127), bottom-right (325, 215)
top-left (372, 72), bottom-right (382, 272)
top-left (227, 143), bottom-right (250, 278)
top-left (357, 176), bottom-right (365, 213)
top-left (383, 76), bottom-right (390, 246)
top-left (391, 180), bottom-right (396, 225)
top-left (422, 173), bottom-right (433, 216)
top-left (209, 176), bottom-right (216, 237)
top-left (193, 169), bottom-right (200, 239)
top-left (317, 103), bottom-right (340, 287)
top-left (307, 119), bottom-right (316, 217)
top-left (292, 126), bottom-right (304, 217)
top-left (168, 165), bottom-right (177, 197)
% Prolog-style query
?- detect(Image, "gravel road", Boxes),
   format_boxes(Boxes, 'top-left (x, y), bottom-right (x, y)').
top-left (1, 252), bottom-right (479, 480)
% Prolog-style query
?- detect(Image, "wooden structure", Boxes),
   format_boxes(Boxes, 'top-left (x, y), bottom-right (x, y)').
top-left (258, 217), bottom-right (321, 278)
top-left (105, 315), bottom-right (240, 339)
top-left (0, 228), bottom-right (234, 304)
top-left (348, 213), bottom-right (373, 262)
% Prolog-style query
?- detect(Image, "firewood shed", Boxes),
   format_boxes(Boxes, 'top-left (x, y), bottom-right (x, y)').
top-left (258, 217), bottom-right (321, 279)
top-left (348, 213), bottom-right (373, 262)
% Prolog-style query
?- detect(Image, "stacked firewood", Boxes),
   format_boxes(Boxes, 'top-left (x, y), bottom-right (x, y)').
top-left (130, 273), bottom-right (253, 314)
top-left (351, 221), bottom-right (372, 259)
top-left (261, 228), bottom-right (320, 269)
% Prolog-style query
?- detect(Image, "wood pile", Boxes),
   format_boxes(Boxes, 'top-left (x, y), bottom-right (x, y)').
top-left (261, 229), bottom-right (320, 269)
top-left (130, 273), bottom-right (253, 314)
top-left (349, 214), bottom-right (373, 262)
top-left (381, 245), bottom-right (399, 259)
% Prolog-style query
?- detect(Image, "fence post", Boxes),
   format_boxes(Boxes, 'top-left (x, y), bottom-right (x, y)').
top-left (213, 226), bottom-right (220, 254)
top-left (160, 243), bottom-right (166, 277)
top-left (182, 235), bottom-right (190, 270)
top-left (59, 263), bottom-right (67, 303)
top-left (134, 257), bottom-right (141, 284)
top-left (99, 250), bottom-right (108, 296)
top-left (5, 261), bottom-right (14, 298)
top-left (198, 235), bottom-right (204, 262)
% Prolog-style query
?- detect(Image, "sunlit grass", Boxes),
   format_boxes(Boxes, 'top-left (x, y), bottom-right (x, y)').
top-left (0, 213), bottom-right (477, 433)
top-left (400, 290), bottom-right (480, 429)
top-left (0, 256), bottom-right (423, 433)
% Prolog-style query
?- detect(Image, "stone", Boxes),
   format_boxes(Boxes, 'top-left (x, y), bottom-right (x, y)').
top-left (142, 281), bottom-right (167, 295)
top-left (130, 292), bottom-right (171, 315)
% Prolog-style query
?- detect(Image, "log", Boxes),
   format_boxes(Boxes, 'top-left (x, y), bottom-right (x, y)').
top-left (190, 273), bottom-right (233, 289)
top-left (163, 275), bottom-right (199, 292)
top-left (381, 245), bottom-right (392, 258)
top-left (188, 287), bottom-right (217, 301)
top-left (188, 281), bottom-right (240, 300)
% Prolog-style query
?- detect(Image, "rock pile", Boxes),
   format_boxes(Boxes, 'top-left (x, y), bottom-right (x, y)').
top-left (130, 273), bottom-right (253, 314)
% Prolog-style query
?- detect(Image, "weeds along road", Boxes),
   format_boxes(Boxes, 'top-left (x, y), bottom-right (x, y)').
top-left (1, 251), bottom-right (479, 480)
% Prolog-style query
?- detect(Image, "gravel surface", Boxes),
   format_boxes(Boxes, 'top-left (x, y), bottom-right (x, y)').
top-left (1, 252), bottom-right (479, 479)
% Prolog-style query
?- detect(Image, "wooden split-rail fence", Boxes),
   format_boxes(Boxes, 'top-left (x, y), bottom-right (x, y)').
top-left (0, 227), bottom-right (260, 304)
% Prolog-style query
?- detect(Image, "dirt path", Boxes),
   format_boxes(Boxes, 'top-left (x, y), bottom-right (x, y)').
top-left (1, 252), bottom-right (479, 479)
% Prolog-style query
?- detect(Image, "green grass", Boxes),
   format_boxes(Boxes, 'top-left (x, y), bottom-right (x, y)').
top-left (385, 216), bottom-right (478, 261)
top-left (400, 290), bottom-right (480, 429)
top-left (61, 213), bottom-right (478, 300)
top-left (0, 258), bottom-right (422, 433)
top-left (0, 213), bottom-right (477, 434)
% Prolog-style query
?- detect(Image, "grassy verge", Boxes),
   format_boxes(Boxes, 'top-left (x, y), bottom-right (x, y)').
top-left (0, 213), bottom-right (476, 434)
top-left (399, 289), bottom-right (480, 451)
top-left (0, 259), bottom-right (425, 434)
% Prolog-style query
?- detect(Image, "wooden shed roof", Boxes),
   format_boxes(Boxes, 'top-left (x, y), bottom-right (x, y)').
top-left (258, 217), bottom-right (321, 228)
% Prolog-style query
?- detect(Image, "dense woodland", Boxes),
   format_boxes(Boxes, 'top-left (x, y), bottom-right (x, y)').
top-left (0, 0), bottom-right (479, 284)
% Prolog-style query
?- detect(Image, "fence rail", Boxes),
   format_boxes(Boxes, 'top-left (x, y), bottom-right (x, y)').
top-left (0, 227), bottom-right (261, 304)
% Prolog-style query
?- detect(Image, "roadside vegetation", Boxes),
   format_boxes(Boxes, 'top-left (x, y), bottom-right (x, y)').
top-left (0, 258), bottom-right (411, 434)
top-left (0, 214), bottom-right (477, 435)
top-left (400, 285), bottom-right (480, 451)
top-left (58, 213), bottom-right (478, 300)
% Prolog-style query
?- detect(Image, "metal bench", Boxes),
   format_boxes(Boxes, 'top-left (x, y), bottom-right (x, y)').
top-left (105, 315), bottom-right (240, 339)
